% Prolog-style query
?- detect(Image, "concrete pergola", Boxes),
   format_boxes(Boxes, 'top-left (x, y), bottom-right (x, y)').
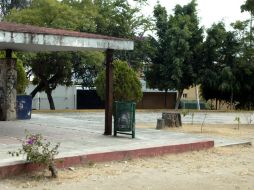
top-left (0, 22), bottom-right (134, 135)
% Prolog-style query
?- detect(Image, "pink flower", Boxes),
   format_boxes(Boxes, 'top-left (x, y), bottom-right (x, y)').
top-left (27, 136), bottom-right (37, 145)
top-left (27, 139), bottom-right (34, 144)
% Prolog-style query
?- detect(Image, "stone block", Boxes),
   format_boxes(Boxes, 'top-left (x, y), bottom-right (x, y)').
top-left (156, 118), bottom-right (165, 129)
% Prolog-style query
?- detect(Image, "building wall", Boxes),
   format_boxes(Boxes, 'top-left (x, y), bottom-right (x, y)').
top-left (75, 90), bottom-right (176, 109)
top-left (26, 85), bottom-right (76, 110)
top-left (26, 84), bottom-right (176, 110)
top-left (137, 92), bottom-right (176, 109)
top-left (182, 86), bottom-right (202, 101)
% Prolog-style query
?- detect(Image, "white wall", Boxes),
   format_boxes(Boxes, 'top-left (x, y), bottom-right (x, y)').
top-left (26, 85), bottom-right (77, 110)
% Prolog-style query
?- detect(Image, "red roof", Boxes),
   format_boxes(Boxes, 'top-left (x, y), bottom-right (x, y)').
top-left (0, 22), bottom-right (128, 41)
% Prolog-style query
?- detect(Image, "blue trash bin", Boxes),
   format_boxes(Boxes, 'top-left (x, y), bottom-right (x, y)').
top-left (16, 95), bottom-right (32, 120)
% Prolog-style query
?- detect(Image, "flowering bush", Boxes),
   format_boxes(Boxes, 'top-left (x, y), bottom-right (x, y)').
top-left (8, 130), bottom-right (60, 178)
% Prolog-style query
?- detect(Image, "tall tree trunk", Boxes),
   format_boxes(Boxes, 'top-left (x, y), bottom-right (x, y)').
top-left (30, 74), bottom-right (60, 99)
top-left (164, 90), bottom-right (168, 108)
top-left (175, 89), bottom-right (183, 110)
top-left (45, 88), bottom-right (55, 110)
top-left (49, 162), bottom-right (58, 178)
top-left (30, 81), bottom-right (44, 98)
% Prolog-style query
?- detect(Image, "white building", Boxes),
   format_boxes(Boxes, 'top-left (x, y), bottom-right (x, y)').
top-left (26, 85), bottom-right (77, 110)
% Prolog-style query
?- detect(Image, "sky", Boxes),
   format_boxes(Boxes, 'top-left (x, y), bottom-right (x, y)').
top-left (135, 0), bottom-right (250, 30)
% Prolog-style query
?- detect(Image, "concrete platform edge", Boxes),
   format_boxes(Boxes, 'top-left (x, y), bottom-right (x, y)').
top-left (0, 140), bottom-right (214, 178)
top-left (218, 141), bottom-right (252, 147)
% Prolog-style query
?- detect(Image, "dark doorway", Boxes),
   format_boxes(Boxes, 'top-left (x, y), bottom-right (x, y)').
top-left (76, 90), bottom-right (104, 109)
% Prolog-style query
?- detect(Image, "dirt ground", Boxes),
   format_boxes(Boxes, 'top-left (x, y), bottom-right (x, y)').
top-left (138, 123), bottom-right (254, 141)
top-left (0, 124), bottom-right (254, 190)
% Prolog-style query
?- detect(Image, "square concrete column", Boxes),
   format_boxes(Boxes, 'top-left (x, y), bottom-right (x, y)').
top-left (0, 58), bottom-right (17, 121)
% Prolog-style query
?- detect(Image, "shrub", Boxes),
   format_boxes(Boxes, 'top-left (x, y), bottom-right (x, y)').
top-left (8, 130), bottom-right (60, 178)
top-left (95, 60), bottom-right (142, 102)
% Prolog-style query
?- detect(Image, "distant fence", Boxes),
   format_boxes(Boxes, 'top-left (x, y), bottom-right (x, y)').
top-left (179, 100), bottom-right (208, 110)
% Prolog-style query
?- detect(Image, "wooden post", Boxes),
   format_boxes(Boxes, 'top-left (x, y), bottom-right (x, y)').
top-left (104, 49), bottom-right (114, 135)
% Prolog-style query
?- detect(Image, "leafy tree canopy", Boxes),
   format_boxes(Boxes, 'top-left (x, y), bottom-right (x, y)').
top-left (145, 0), bottom-right (203, 109)
top-left (0, 0), bottom-right (31, 18)
top-left (95, 60), bottom-right (142, 102)
top-left (241, 0), bottom-right (254, 14)
top-left (71, 51), bottom-right (105, 89)
top-left (5, 0), bottom-right (96, 32)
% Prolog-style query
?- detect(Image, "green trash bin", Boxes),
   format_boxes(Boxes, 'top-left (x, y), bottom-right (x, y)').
top-left (113, 101), bottom-right (136, 138)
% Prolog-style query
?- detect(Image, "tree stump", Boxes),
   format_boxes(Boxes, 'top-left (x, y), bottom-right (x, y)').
top-left (156, 118), bottom-right (165, 129)
top-left (162, 112), bottom-right (182, 127)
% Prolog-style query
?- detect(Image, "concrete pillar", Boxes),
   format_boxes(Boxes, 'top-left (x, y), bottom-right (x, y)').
top-left (0, 58), bottom-right (17, 120)
top-left (104, 49), bottom-right (114, 135)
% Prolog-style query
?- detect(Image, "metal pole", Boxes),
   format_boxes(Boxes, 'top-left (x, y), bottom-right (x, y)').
top-left (195, 85), bottom-right (200, 110)
top-left (104, 49), bottom-right (114, 135)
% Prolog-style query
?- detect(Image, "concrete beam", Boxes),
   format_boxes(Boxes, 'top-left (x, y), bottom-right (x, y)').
top-left (0, 31), bottom-right (134, 52)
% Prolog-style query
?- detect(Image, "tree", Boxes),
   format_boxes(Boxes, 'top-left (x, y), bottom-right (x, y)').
top-left (233, 61), bottom-right (254, 109)
top-left (95, 60), bottom-right (142, 102)
top-left (199, 19), bottom-right (254, 110)
top-left (219, 31), bottom-right (240, 109)
top-left (5, 0), bottom-right (94, 31)
top-left (200, 23), bottom-right (227, 106)
top-left (93, 0), bottom-right (153, 71)
top-left (0, 0), bottom-right (31, 18)
top-left (241, 0), bottom-right (254, 46)
top-left (231, 17), bottom-right (254, 109)
top-left (94, 0), bottom-right (149, 38)
top-left (30, 52), bottom-right (73, 110)
top-left (71, 51), bottom-right (105, 89)
top-left (145, 0), bottom-right (204, 109)
top-left (200, 23), bottom-right (241, 109)
top-left (216, 0), bottom-right (254, 109)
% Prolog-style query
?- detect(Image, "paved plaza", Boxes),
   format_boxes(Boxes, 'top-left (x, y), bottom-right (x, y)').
top-left (0, 110), bottom-right (252, 168)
